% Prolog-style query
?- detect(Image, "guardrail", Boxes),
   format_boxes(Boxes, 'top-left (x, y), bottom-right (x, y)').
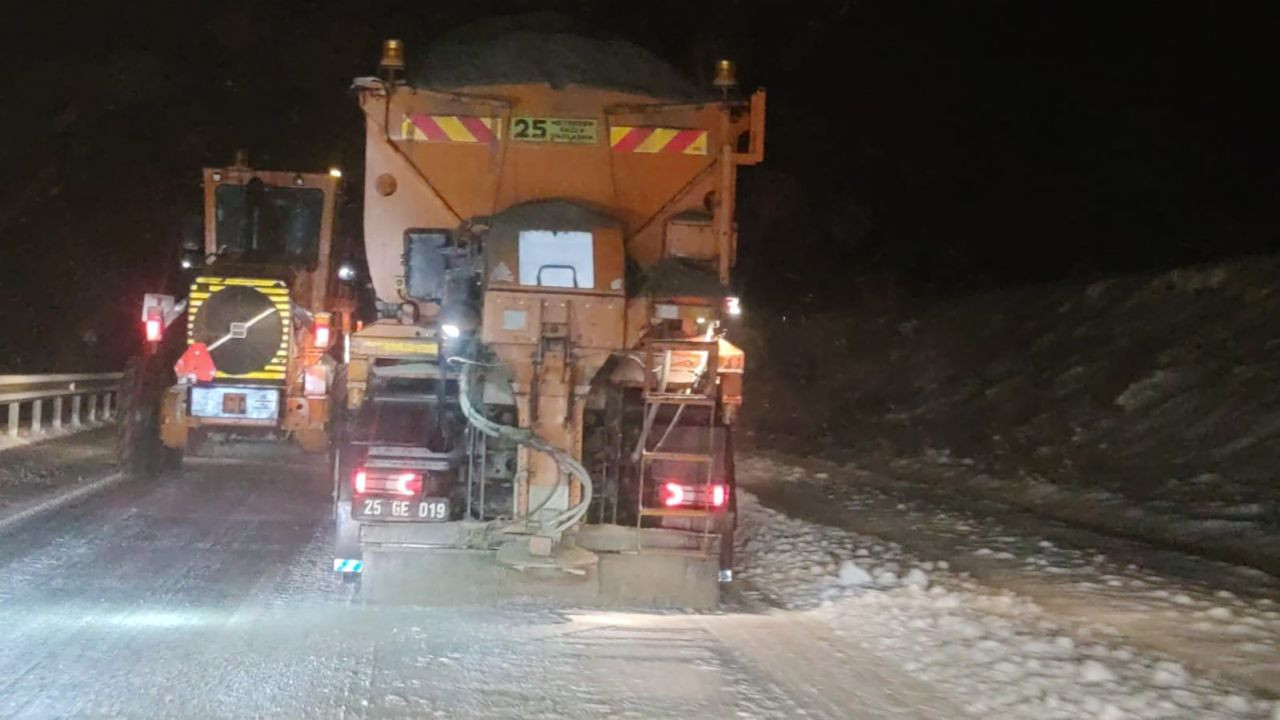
top-left (0, 373), bottom-right (123, 440)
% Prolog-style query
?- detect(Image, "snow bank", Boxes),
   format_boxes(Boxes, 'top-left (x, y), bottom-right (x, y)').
top-left (744, 256), bottom-right (1280, 575)
top-left (735, 490), bottom-right (1276, 719)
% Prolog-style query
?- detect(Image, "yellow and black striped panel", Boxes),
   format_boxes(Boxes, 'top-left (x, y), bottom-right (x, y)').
top-left (188, 276), bottom-right (291, 383)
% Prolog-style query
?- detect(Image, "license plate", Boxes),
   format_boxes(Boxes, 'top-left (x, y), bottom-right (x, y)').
top-left (222, 393), bottom-right (247, 414)
top-left (190, 386), bottom-right (279, 420)
top-left (354, 497), bottom-right (449, 522)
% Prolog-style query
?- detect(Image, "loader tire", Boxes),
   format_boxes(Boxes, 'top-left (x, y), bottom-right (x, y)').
top-left (116, 358), bottom-right (158, 477)
top-left (116, 356), bottom-right (184, 477)
top-left (159, 442), bottom-right (184, 474)
top-left (117, 406), bottom-right (153, 477)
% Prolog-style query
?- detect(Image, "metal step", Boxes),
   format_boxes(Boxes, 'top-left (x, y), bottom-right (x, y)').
top-left (642, 393), bottom-right (716, 406)
top-left (642, 451), bottom-right (713, 463)
top-left (639, 507), bottom-right (716, 518)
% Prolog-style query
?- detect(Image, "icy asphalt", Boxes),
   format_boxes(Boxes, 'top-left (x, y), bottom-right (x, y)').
top-left (0, 452), bottom-right (1275, 718)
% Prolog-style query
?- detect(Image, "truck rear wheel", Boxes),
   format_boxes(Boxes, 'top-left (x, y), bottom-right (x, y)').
top-left (332, 447), bottom-right (363, 571)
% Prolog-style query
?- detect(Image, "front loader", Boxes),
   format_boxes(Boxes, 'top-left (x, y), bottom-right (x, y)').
top-left (117, 154), bottom-right (351, 472)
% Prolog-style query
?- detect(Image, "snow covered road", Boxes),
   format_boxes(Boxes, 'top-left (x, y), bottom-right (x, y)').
top-left (0, 456), bottom-right (954, 719)
top-left (738, 452), bottom-right (1280, 718)
top-left (0, 451), bottom-right (1275, 718)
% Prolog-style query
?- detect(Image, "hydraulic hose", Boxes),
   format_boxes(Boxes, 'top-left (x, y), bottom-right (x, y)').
top-left (449, 357), bottom-right (593, 536)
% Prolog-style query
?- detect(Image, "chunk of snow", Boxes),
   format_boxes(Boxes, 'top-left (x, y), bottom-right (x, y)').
top-left (1150, 661), bottom-right (1188, 688)
top-left (836, 561), bottom-right (872, 587)
top-left (874, 570), bottom-right (899, 587)
top-left (1079, 659), bottom-right (1116, 683)
top-left (902, 568), bottom-right (930, 589)
top-left (1096, 703), bottom-right (1126, 720)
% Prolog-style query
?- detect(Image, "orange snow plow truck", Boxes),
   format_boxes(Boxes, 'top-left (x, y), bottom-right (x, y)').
top-left (333, 27), bottom-right (764, 608)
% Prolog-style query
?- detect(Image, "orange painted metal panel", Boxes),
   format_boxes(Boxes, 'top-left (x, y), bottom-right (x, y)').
top-left (359, 82), bottom-right (765, 305)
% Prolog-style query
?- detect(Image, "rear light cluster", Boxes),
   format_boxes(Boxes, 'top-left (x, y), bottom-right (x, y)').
top-left (313, 313), bottom-right (331, 348)
top-left (660, 481), bottom-right (729, 511)
top-left (353, 469), bottom-right (422, 497)
top-left (144, 307), bottom-right (164, 343)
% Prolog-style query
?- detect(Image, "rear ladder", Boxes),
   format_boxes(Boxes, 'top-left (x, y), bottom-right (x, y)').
top-left (635, 338), bottom-right (720, 553)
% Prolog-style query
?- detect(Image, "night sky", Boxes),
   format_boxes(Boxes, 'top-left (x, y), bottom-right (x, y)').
top-left (1, 1), bottom-right (1273, 371)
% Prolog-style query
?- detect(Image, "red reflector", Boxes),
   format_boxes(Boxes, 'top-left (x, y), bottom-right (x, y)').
top-left (145, 318), bottom-right (162, 343)
top-left (711, 484), bottom-right (727, 508)
top-left (661, 482), bottom-right (685, 507)
top-left (353, 470), bottom-right (367, 494)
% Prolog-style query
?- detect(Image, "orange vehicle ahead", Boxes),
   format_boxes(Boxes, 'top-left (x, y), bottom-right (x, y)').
top-left (118, 154), bottom-right (350, 473)
top-left (333, 27), bottom-right (764, 607)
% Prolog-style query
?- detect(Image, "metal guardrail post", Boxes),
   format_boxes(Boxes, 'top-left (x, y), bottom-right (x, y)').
top-left (0, 373), bottom-right (122, 441)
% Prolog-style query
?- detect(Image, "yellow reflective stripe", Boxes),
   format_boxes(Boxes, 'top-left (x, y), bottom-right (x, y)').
top-left (636, 127), bottom-right (678, 153)
top-left (195, 285), bottom-right (286, 294)
top-left (434, 115), bottom-right (471, 142)
top-left (216, 370), bottom-right (286, 380)
top-left (196, 277), bottom-right (285, 288)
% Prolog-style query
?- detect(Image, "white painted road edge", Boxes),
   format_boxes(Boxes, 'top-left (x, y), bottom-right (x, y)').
top-left (0, 471), bottom-right (128, 534)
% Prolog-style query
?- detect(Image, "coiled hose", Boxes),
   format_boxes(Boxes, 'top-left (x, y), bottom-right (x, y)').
top-left (449, 357), bottom-right (593, 537)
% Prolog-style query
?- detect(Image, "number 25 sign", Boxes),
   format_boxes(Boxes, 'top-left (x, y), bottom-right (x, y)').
top-left (511, 117), bottom-right (598, 145)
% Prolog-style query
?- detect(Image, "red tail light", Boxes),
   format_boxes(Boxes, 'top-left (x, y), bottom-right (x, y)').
top-left (711, 484), bottom-right (728, 508)
top-left (661, 482), bottom-right (685, 507)
top-left (314, 314), bottom-right (331, 348)
top-left (144, 307), bottom-right (163, 342)
top-left (353, 468), bottom-right (422, 497)
top-left (393, 472), bottom-right (422, 496)
top-left (658, 481), bottom-right (729, 511)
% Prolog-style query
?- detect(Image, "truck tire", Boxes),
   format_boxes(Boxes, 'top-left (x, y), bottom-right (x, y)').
top-left (332, 447), bottom-right (362, 564)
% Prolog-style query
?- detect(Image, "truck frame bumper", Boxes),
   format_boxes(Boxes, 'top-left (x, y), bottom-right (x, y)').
top-left (346, 521), bottom-right (725, 609)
